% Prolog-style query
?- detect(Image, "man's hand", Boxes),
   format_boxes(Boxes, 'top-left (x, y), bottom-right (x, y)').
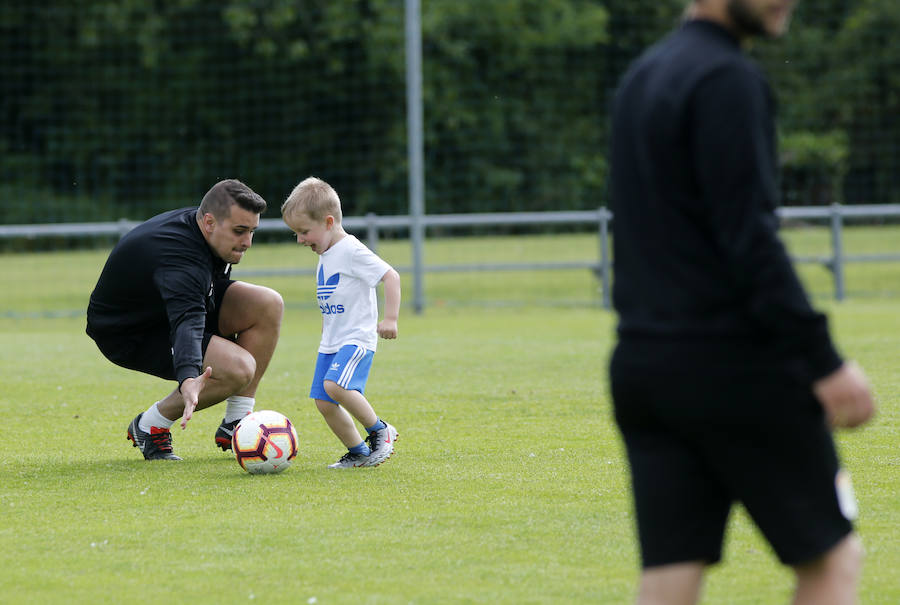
top-left (179, 366), bottom-right (212, 429)
top-left (812, 361), bottom-right (875, 429)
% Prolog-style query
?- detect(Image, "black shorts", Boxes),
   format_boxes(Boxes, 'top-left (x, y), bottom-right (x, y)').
top-left (90, 279), bottom-right (235, 381)
top-left (609, 339), bottom-right (854, 568)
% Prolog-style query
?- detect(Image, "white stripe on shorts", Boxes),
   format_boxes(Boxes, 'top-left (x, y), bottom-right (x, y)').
top-left (338, 346), bottom-right (366, 388)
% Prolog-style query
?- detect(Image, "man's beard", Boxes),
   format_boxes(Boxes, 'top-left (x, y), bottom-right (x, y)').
top-left (726, 0), bottom-right (769, 38)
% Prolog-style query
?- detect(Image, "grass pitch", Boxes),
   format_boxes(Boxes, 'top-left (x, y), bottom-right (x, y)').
top-left (0, 228), bottom-right (898, 604)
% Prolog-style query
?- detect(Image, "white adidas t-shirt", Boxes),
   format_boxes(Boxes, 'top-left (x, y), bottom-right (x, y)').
top-left (316, 234), bottom-right (392, 353)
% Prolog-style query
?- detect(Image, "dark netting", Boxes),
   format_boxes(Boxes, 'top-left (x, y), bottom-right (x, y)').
top-left (0, 1), bottom-right (897, 311)
top-left (2, 1), bottom-right (896, 232)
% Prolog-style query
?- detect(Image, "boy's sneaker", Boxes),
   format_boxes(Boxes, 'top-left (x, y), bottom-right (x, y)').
top-left (214, 418), bottom-right (240, 451)
top-left (327, 452), bottom-right (370, 469)
top-left (364, 423), bottom-right (398, 467)
top-left (127, 413), bottom-right (181, 461)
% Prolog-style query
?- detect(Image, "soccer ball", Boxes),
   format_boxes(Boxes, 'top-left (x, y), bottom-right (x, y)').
top-left (232, 410), bottom-right (299, 474)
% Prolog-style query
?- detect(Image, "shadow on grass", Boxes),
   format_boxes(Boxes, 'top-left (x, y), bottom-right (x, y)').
top-left (8, 452), bottom-right (311, 481)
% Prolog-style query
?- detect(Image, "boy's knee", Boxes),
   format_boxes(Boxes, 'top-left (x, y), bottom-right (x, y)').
top-left (323, 380), bottom-right (343, 400)
top-left (315, 398), bottom-right (338, 415)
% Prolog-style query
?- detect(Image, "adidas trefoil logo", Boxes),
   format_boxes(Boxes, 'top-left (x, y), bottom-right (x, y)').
top-left (317, 265), bottom-right (345, 315)
top-left (317, 265), bottom-right (340, 302)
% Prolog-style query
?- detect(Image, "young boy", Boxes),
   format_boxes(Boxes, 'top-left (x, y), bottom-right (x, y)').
top-left (281, 177), bottom-right (401, 468)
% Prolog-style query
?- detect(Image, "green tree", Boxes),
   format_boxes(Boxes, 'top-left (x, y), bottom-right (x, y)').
top-left (754, 0), bottom-right (900, 205)
top-left (1, 0), bottom-right (898, 230)
top-left (420, 0), bottom-right (610, 213)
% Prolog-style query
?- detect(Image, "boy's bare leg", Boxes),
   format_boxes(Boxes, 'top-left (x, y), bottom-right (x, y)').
top-left (322, 380), bottom-right (396, 467)
top-left (323, 380), bottom-right (378, 428)
top-left (315, 398), bottom-right (364, 448)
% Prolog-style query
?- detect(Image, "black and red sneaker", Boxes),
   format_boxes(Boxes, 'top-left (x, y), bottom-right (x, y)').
top-left (214, 417), bottom-right (240, 452)
top-left (126, 413), bottom-right (182, 460)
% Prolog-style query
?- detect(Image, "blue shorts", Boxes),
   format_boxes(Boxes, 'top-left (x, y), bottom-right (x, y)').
top-left (309, 344), bottom-right (375, 404)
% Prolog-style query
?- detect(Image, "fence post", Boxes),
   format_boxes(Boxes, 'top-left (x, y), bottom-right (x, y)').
top-left (365, 212), bottom-right (379, 254)
top-left (117, 218), bottom-right (132, 239)
top-left (598, 207), bottom-right (611, 310)
top-left (829, 203), bottom-right (845, 301)
top-left (406, 0), bottom-right (426, 314)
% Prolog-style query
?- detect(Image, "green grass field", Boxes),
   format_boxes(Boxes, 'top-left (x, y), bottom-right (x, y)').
top-left (0, 228), bottom-right (898, 604)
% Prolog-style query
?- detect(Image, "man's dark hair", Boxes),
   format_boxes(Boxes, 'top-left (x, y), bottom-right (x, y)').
top-left (199, 179), bottom-right (267, 219)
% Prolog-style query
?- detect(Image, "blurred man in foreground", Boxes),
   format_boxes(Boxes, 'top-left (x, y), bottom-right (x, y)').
top-left (608, 1), bottom-right (875, 603)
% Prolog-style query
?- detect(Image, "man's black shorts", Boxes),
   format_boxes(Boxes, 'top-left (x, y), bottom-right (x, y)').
top-left (89, 279), bottom-right (235, 381)
top-left (609, 338), bottom-right (854, 568)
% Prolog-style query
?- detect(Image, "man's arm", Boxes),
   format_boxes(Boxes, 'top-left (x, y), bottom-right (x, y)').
top-left (154, 266), bottom-right (208, 385)
top-left (692, 63), bottom-right (842, 381)
top-left (153, 264), bottom-right (210, 428)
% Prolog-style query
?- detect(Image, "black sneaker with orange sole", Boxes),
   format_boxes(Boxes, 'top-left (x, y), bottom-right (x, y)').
top-left (126, 413), bottom-right (182, 460)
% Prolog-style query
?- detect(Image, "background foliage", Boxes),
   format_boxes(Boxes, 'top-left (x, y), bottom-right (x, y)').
top-left (1, 0), bottom-right (898, 227)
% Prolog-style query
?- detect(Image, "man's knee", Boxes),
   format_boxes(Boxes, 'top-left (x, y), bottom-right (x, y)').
top-left (243, 285), bottom-right (283, 332)
top-left (220, 283), bottom-right (284, 335)
top-left (222, 350), bottom-right (256, 391)
top-left (823, 533), bottom-right (864, 580)
top-left (256, 286), bottom-right (284, 323)
top-left (794, 533), bottom-right (864, 591)
top-left (637, 562), bottom-right (705, 605)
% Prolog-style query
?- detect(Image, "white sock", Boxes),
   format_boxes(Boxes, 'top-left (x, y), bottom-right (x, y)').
top-left (139, 402), bottom-right (174, 433)
top-left (225, 396), bottom-right (255, 423)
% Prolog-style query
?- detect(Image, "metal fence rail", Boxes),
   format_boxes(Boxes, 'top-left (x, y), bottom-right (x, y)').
top-left (2, 204), bottom-right (899, 307)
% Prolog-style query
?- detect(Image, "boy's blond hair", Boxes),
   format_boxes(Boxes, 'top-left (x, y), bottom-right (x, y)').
top-left (281, 177), bottom-right (342, 223)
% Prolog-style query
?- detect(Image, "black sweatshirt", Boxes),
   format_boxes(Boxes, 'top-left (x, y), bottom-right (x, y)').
top-left (87, 207), bottom-right (229, 386)
top-left (609, 19), bottom-right (842, 383)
